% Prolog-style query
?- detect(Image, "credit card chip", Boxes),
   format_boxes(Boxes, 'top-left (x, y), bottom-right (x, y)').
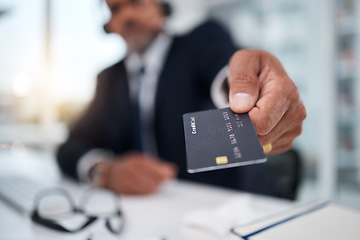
top-left (216, 156), bottom-right (228, 165)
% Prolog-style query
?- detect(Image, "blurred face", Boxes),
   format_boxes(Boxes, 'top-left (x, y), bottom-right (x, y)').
top-left (105, 0), bottom-right (165, 53)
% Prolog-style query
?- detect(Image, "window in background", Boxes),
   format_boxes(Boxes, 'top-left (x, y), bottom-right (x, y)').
top-left (334, 0), bottom-right (360, 209)
top-left (0, 0), bottom-right (125, 155)
top-left (0, 0), bottom-right (45, 152)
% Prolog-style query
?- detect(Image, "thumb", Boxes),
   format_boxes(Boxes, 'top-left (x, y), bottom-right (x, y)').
top-left (228, 50), bottom-right (260, 113)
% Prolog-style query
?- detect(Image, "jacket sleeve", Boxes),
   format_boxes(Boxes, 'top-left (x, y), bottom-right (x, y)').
top-left (189, 20), bottom-right (240, 87)
top-left (56, 67), bottom-right (125, 180)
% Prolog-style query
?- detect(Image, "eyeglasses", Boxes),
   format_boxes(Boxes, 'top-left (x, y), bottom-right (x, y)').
top-left (31, 187), bottom-right (125, 235)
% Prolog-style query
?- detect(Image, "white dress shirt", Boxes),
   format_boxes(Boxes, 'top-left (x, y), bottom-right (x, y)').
top-left (125, 33), bottom-right (173, 155)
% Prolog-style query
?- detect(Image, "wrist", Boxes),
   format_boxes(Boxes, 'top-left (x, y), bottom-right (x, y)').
top-left (89, 162), bottom-right (112, 188)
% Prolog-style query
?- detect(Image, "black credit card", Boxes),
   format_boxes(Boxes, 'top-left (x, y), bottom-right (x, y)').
top-left (183, 107), bottom-right (267, 173)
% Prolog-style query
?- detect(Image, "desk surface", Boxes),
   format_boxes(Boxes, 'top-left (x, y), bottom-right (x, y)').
top-left (0, 149), bottom-right (293, 240)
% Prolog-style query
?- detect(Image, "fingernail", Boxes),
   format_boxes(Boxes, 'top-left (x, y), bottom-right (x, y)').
top-left (263, 143), bottom-right (273, 154)
top-left (232, 92), bottom-right (252, 111)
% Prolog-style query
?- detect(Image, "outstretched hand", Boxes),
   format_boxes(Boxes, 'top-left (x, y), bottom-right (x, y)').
top-left (227, 50), bottom-right (306, 155)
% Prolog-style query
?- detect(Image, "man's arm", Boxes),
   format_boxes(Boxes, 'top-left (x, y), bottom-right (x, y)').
top-left (56, 65), bottom-right (128, 180)
top-left (56, 75), bottom-right (110, 180)
top-left (191, 21), bottom-right (305, 154)
top-left (57, 65), bottom-right (177, 194)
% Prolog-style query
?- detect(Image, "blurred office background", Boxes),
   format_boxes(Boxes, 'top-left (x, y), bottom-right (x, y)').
top-left (0, 0), bottom-right (359, 209)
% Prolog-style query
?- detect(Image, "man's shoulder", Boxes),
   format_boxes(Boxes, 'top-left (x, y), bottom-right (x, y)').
top-left (181, 19), bottom-right (231, 41)
top-left (171, 19), bottom-right (234, 52)
top-left (98, 60), bottom-right (125, 79)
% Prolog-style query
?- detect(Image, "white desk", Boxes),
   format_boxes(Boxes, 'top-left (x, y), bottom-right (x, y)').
top-left (0, 149), bottom-right (294, 240)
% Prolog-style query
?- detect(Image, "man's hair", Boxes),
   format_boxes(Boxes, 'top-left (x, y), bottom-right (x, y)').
top-left (102, 0), bottom-right (172, 33)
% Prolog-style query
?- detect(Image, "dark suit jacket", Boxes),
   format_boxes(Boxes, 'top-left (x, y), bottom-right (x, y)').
top-left (57, 20), bottom-right (280, 197)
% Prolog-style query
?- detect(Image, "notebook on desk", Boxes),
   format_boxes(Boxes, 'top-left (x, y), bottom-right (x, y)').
top-left (231, 201), bottom-right (360, 240)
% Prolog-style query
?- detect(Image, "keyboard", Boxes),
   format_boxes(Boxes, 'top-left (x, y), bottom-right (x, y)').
top-left (0, 176), bottom-right (52, 214)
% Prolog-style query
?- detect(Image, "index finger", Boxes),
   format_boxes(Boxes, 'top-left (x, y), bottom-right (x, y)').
top-left (249, 76), bottom-right (296, 136)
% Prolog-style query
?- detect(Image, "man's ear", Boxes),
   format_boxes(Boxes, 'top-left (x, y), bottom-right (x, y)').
top-left (161, 2), bottom-right (172, 17)
top-left (157, 0), bottom-right (172, 17)
top-left (103, 23), bottom-right (110, 33)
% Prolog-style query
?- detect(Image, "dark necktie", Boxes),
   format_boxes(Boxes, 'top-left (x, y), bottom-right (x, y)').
top-left (132, 65), bottom-right (145, 151)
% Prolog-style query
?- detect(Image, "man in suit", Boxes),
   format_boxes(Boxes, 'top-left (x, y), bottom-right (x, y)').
top-left (57, 0), bottom-right (306, 196)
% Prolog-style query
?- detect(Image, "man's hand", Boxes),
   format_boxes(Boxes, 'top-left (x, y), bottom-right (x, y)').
top-left (105, 152), bottom-right (177, 195)
top-left (228, 49), bottom-right (306, 155)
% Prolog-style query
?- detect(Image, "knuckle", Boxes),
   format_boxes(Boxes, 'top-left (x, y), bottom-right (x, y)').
top-left (289, 88), bottom-right (307, 122)
top-left (294, 125), bottom-right (303, 137)
top-left (230, 73), bottom-right (258, 86)
top-left (287, 82), bottom-right (299, 101)
top-left (234, 49), bottom-right (258, 59)
top-left (292, 101), bottom-right (306, 123)
top-left (278, 80), bottom-right (289, 93)
top-left (299, 104), bottom-right (307, 120)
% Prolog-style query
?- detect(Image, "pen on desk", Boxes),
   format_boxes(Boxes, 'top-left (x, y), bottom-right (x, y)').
top-left (239, 201), bottom-right (330, 239)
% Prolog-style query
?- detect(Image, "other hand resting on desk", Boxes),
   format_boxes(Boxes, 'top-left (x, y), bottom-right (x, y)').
top-left (92, 152), bottom-right (177, 195)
